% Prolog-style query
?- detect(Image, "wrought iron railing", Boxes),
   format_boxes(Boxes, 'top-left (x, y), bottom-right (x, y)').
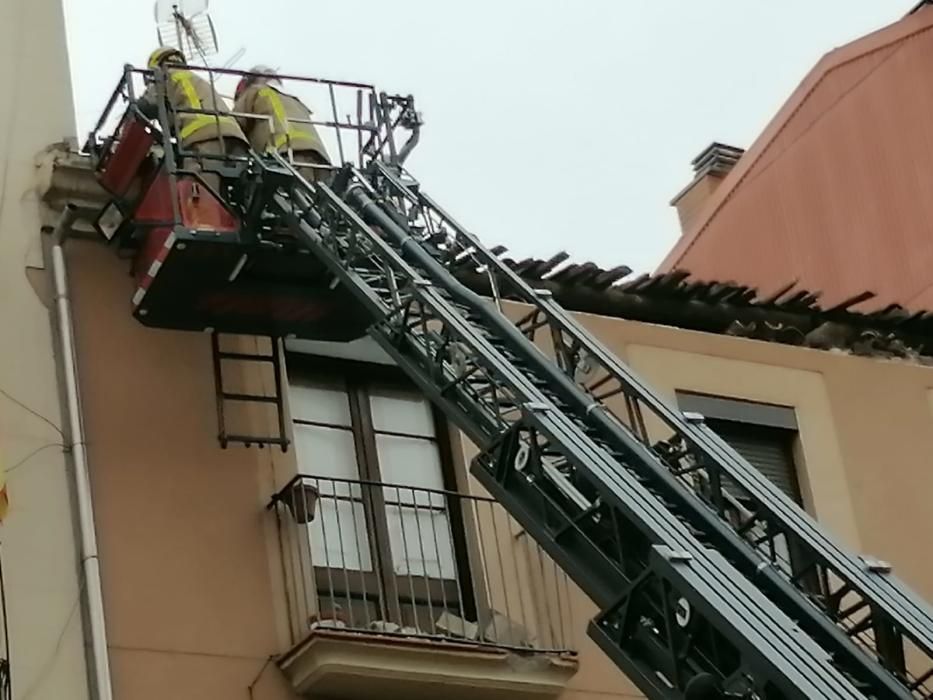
top-left (270, 475), bottom-right (577, 655)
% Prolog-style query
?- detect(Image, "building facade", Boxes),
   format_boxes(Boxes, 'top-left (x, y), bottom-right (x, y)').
top-left (7, 2), bottom-right (933, 699)
top-left (38, 147), bottom-right (933, 697)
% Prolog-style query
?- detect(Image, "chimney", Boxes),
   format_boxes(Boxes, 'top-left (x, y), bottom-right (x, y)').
top-left (670, 142), bottom-right (744, 233)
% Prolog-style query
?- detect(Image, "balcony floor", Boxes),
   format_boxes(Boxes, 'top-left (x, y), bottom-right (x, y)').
top-left (278, 628), bottom-right (578, 700)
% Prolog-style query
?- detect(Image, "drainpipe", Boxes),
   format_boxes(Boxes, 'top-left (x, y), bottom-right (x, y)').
top-left (49, 204), bottom-right (114, 700)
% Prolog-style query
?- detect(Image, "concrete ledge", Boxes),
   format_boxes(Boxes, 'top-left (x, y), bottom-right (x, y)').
top-left (278, 629), bottom-right (578, 700)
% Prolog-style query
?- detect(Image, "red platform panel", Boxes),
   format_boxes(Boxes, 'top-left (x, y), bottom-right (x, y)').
top-left (123, 166), bottom-right (368, 341)
top-left (132, 174), bottom-right (239, 287)
top-left (97, 114), bottom-right (155, 198)
top-left (134, 174), bottom-right (239, 232)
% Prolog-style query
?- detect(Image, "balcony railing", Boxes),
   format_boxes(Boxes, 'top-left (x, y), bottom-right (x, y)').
top-left (271, 475), bottom-right (577, 656)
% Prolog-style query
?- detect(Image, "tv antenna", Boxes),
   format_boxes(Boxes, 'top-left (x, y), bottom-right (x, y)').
top-left (154, 0), bottom-right (219, 66)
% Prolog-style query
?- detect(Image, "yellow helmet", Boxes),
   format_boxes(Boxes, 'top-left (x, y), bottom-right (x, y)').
top-left (147, 47), bottom-right (185, 69)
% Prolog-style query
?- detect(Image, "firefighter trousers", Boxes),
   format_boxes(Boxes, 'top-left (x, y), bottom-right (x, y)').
top-left (184, 137), bottom-right (250, 195)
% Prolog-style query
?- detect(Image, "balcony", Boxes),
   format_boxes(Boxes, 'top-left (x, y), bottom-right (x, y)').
top-left (270, 475), bottom-right (578, 700)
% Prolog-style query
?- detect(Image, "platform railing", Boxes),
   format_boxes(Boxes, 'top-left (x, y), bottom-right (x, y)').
top-left (270, 474), bottom-right (578, 656)
top-left (85, 65), bottom-right (413, 172)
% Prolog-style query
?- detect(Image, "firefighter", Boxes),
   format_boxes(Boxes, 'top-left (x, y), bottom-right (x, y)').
top-left (233, 65), bottom-right (332, 183)
top-left (139, 47), bottom-right (250, 192)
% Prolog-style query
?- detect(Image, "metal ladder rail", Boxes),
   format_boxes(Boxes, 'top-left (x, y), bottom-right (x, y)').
top-left (535, 290), bottom-right (933, 697)
top-left (348, 167), bottom-right (920, 699)
top-left (530, 283), bottom-right (933, 645)
top-left (368, 161), bottom-right (933, 696)
top-left (387, 172), bottom-right (933, 697)
top-left (519, 292), bottom-right (933, 695)
top-left (266, 165), bottom-right (868, 700)
top-left (331, 175), bottom-right (878, 699)
top-left (489, 237), bottom-right (933, 694)
top-left (409, 164), bottom-right (933, 635)
top-left (292, 179), bottom-right (868, 700)
top-left (210, 333), bottom-right (290, 450)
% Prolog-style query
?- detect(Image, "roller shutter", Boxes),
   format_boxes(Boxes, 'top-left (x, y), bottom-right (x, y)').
top-left (705, 419), bottom-right (802, 504)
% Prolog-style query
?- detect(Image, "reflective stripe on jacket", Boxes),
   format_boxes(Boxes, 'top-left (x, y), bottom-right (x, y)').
top-left (233, 83), bottom-right (330, 162)
top-left (147, 69), bottom-right (248, 148)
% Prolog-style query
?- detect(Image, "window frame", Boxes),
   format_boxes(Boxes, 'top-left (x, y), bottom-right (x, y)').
top-left (675, 391), bottom-right (823, 592)
top-left (676, 391), bottom-right (798, 431)
top-left (286, 353), bottom-right (478, 626)
top-left (676, 390), bottom-right (804, 503)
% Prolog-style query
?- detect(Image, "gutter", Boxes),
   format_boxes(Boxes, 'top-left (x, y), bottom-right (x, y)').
top-left (48, 205), bottom-right (114, 700)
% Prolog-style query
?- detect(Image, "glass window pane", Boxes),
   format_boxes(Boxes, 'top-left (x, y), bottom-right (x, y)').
top-left (376, 434), bottom-right (445, 495)
top-left (369, 386), bottom-right (436, 437)
top-left (308, 499), bottom-right (372, 572)
top-left (289, 377), bottom-right (351, 426)
top-left (385, 504), bottom-right (455, 579)
top-left (294, 424), bottom-right (360, 496)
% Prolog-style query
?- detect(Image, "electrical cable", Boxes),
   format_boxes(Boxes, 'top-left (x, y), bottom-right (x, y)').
top-left (246, 655), bottom-right (274, 699)
top-left (5, 443), bottom-right (68, 475)
top-left (18, 578), bottom-right (85, 700)
top-left (0, 389), bottom-right (65, 441)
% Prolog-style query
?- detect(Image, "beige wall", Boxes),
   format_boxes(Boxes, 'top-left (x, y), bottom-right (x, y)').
top-left (456, 309), bottom-right (933, 700)
top-left (63, 222), bottom-right (933, 700)
top-left (573, 312), bottom-right (933, 595)
top-left (65, 235), bottom-right (642, 699)
top-left (67, 241), bottom-right (298, 700)
top-left (0, 0), bottom-right (92, 698)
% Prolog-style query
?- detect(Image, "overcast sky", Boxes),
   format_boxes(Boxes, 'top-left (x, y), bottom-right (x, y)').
top-left (64, 1), bottom-right (905, 273)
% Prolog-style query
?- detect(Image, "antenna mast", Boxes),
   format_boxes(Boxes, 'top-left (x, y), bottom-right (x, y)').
top-left (154, 0), bottom-right (219, 66)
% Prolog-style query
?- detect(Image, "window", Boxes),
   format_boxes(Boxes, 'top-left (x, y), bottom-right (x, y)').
top-left (676, 392), bottom-right (822, 588)
top-left (287, 355), bottom-right (475, 632)
top-left (676, 392), bottom-right (802, 504)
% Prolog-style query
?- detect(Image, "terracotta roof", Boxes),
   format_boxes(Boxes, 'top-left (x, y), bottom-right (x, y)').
top-left (656, 9), bottom-right (933, 313)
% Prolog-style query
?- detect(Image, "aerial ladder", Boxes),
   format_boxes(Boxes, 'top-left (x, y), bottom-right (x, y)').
top-left (83, 64), bottom-right (933, 700)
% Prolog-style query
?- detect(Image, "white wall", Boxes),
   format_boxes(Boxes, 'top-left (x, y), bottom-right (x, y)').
top-left (0, 0), bottom-right (90, 698)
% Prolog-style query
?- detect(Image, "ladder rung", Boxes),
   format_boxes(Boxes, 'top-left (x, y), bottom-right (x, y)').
top-left (217, 351), bottom-right (276, 362)
top-left (222, 392), bottom-right (280, 404)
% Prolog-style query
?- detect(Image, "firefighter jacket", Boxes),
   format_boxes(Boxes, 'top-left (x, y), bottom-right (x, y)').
top-left (139, 68), bottom-right (248, 148)
top-left (233, 83), bottom-right (330, 162)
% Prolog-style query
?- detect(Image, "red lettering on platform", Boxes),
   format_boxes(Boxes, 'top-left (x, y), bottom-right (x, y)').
top-left (195, 290), bottom-right (333, 324)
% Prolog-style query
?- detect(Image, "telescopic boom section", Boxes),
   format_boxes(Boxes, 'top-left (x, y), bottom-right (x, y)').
top-left (265, 155), bottom-right (870, 700)
top-left (357, 162), bottom-right (933, 700)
